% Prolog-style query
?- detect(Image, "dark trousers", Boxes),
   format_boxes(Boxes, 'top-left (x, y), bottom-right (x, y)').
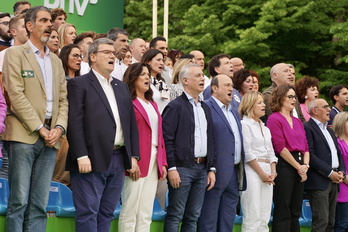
top-left (308, 182), bottom-right (338, 232)
top-left (272, 154), bottom-right (304, 232)
top-left (335, 202), bottom-right (348, 232)
top-left (70, 149), bottom-right (125, 232)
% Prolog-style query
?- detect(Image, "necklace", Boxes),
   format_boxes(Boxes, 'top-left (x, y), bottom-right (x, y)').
top-left (280, 111), bottom-right (293, 128)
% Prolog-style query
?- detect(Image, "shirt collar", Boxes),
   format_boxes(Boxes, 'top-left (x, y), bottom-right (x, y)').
top-left (311, 117), bottom-right (328, 129)
top-left (92, 69), bottom-right (113, 85)
top-left (28, 40), bottom-right (50, 56)
top-left (184, 91), bottom-right (203, 103)
top-left (212, 96), bottom-right (230, 111)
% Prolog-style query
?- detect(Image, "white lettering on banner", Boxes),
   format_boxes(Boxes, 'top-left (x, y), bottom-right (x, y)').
top-left (44, 0), bottom-right (98, 16)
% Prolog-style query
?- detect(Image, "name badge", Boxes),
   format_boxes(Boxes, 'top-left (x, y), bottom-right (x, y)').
top-left (21, 70), bottom-right (34, 78)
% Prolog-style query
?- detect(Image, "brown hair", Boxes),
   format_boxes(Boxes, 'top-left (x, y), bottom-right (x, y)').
top-left (294, 76), bottom-right (319, 104)
top-left (269, 85), bottom-right (295, 112)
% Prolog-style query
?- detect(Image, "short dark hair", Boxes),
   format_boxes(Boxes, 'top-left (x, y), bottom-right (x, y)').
top-left (24, 6), bottom-right (51, 36)
top-left (149, 36), bottom-right (166, 49)
top-left (13, 1), bottom-right (31, 14)
top-left (208, 54), bottom-right (231, 77)
top-left (59, 44), bottom-right (81, 77)
top-left (232, 69), bottom-right (252, 92)
top-left (294, 76), bottom-right (319, 104)
top-left (107, 27), bottom-right (128, 41)
top-left (141, 49), bottom-right (165, 82)
top-left (167, 49), bottom-right (183, 65)
top-left (51, 8), bottom-right (67, 21)
top-left (330, 85), bottom-right (348, 104)
top-left (123, 63), bottom-right (153, 101)
top-left (270, 85), bottom-right (295, 112)
top-left (74, 31), bottom-right (96, 45)
top-left (0, 13), bottom-right (11, 20)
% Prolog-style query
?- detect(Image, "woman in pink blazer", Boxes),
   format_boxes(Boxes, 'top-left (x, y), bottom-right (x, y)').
top-left (119, 62), bottom-right (167, 232)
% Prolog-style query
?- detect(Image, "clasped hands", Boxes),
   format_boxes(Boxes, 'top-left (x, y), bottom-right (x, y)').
top-left (39, 126), bottom-right (62, 148)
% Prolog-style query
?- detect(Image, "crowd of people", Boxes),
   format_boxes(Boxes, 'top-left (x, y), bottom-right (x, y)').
top-left (0, 1), bottom-right (348, 232)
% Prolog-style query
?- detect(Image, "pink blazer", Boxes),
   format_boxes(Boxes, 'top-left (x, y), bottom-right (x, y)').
top-left (130, 99), bottom-right (167, 178)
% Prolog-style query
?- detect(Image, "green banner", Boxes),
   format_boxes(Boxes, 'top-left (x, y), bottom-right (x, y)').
top-left (1, 0), bottom-right (124, 34)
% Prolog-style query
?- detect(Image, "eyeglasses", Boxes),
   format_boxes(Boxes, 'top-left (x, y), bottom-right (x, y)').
top-left (71, 53), bottom-right (83, 60)
top-left (95, 50), bottom-right (117, 57)
top-left (0, 21), bottom-right (10, 26)
top-left (232, 63), bottom-right (245, 67)
top-left (315, 105), bottom-right (331, 110)
top-left (286, 95), bottom-right (297, 100)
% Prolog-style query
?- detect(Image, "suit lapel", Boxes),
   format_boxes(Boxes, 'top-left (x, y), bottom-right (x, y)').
top-left (90, 73), bottom-right (115, 122)
top-left (133, 99), bottom-right (151, 128)
top-left (310, 119), bottom-right (330, 150)
top-left (209, 98), bottom-right (233, 134)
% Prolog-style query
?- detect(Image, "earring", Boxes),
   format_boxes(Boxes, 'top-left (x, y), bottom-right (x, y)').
top-left (305, 96), bottom-right (308, 99)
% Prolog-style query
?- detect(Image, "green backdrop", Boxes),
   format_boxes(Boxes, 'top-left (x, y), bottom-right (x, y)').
top-left (1, 0), bottom-right (124, 33)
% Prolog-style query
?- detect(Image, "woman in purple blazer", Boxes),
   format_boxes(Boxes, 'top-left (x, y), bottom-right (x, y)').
top-left (119, 62), bottom-right (167, 232)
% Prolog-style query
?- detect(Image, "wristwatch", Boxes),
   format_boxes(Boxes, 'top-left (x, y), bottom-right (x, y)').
top-left (304, 163), bottom-right (310, 168)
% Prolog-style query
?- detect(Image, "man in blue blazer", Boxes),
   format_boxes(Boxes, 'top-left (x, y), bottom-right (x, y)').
top-left (304, 98), bottom-right (345, 231)
top-left (66, 38), bottom-right (140, 232)
top-left (199, 74), bottom-right (246, 232)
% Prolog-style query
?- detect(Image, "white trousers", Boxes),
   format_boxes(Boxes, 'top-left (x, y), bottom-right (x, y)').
top-left (118, 146), bottom-right (158, 232)
top-left (240, 162), bottom-right (273, 232)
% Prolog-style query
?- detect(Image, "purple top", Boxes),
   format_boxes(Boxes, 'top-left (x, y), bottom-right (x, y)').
top-left (300, 103), bottom-right (310, 122)
top-left (337, 138), bottom-right (348, 202)
top-left (267, 112), bottom-right (309, 155)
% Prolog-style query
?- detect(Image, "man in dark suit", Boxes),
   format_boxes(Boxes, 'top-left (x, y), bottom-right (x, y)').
top-left (198, 74), bottom-right (246, 232)
top-left (66, 38), bottom-right (140, 232)
top-left (304, 98), bottom-right (346, 231)
top-left (163, 64), bottom-right (216, 232)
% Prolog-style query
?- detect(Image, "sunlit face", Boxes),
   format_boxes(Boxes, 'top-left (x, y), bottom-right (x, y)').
top-left (213, 75), bottom-right (233, 107)
top-left (123, 51), bottom-right (132, 66)
top-left (53, 15), bottom-right (66, 30)
top-left (216, 57), bottom-right (233, 78)
top-left (135, 66), bottom-right (151, 96)
top-left (274, 63), bottom-right (294, 86)
top-left (281, 89), bottom-right (297, 112)
top-left (68, 47), bottom-right (82, 75)
top-left (154, 40), bottom-right (168, 57)
top-left (313, 99), bottom-right (331, 124)
top-left (147, 53), bottom-right (164, 76)
top-left (64, 26), bottom-right (76, 46)
top-left (131, 39), bottom-right (146, 62)
top-left (252, 76), bottom-right (259, 91)
top-left (240, 76), bottom-right (254, 95)
top-left (305, 86), bottom-right (319, 102)
top-left (183, 66), bottom-right (205, 96)
top-left (253, 94), bottom-right (266, 119)
top-left (46, 30), bottom-right (59, 53)
top-left (13, 18), bottom-right (28, 45)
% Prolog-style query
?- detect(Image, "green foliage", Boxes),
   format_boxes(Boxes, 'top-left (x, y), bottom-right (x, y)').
top-left (124, 0), bottom-right (348, 97)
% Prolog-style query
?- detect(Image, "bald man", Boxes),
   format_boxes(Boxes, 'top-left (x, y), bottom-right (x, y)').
top-left (230, 57), bottom-right (245, 72)
top-left (129, 38), bottom-right (146, 63)
top-left (190, 50), bottom-right (211, 88)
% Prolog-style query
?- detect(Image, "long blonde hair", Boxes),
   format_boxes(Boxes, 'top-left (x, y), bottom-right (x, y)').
top-left (57, 23), bottom-right (76, 49)
top-left (332, 112), bottom-right (348, 139)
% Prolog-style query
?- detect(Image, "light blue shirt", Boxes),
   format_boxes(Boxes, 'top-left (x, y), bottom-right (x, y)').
top-left (184, 91), bottom-right (207, 158)
top-left (212, 96), bottom-right (242, 164)
top-left (28, 40), bottom-right (53, 119)
top-left (311, 117), bottom-right (339, 169)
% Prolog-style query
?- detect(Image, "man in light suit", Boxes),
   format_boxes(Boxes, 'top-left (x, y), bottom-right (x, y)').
top-left (66, 38), bottom-right (140, 232)
top-left (2, 6), bottom-right (68, 232)
top-left (304, 98), bottom-right (345, 231)
top-left (199, 74), bottom-right (246, 232)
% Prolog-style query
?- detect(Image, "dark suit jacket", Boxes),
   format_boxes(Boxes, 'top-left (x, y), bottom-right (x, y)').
top-left (162, 93), bottom-right (215, 170)
top-left (66, 70), bottom-right (140, 172)
top-left (304, 118), bottom-right (345, 191)
top-left (205, 97), bottom-right (246, 191)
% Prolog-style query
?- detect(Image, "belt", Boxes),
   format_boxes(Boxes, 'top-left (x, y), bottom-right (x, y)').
top-left (194, 157), bottom-right (206, 164)
top-left (113, 145), bottom-right (124, 150)
top-left (44, 118), bottom-right (52, 129)
top-left (333, 168), bottom-right (339, 172)
top-left (257, 158), bottom-right (270, 163)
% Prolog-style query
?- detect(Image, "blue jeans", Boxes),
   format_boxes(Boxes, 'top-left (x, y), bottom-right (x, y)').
top-left (0, 140), bottom-right (9, 178)
top-left (335, 202), bottom-right (348, 232)
top-left (164, 164), bottom-right (207, 232)
top-left (5, 138), bottom-right (57, 232)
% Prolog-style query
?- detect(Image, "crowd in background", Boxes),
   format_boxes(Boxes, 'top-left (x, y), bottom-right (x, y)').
top-left (1, 1), bottom-right (348, 232)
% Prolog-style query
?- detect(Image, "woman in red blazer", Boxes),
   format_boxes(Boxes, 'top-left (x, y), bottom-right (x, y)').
top-left (119, 62), bottom-right (167, 232)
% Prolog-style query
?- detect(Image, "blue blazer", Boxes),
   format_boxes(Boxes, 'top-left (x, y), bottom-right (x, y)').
top-left (203, 86), bottom-right (242, 112)
top-left (304, 118), bottom-right (345, 191)
top-left (66, 70), bottom-right (140, 172)
top-left (205, 97), bottom-right (246, 191)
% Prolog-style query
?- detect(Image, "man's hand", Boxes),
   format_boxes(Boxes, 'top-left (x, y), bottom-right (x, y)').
top-left (159, 166), bottom-right (167, 181)
top-left (206, 171), bottom-right (216, 190)
top-left (38, 126), bottom-right (50, 139)
top-left (77, 157), bottom-right (92, 173)
top-left (300, 173), bottom-right (307, 182)
top-left (330, 171), bottom-right (344, 184)
top-left (127, 157), bottom-right (140, 181)
top-left (45, 128), bottom-right (62, 147)
top-left (168, 169), bottom-right (181, 189)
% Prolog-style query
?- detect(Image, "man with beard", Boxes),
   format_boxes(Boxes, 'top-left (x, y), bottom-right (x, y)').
top-left (0, 13), bottom-right (12, 52)
top-left (107, 27), bottom-right (129, 80)
top-left (2, 6), bottom-right (68, 232)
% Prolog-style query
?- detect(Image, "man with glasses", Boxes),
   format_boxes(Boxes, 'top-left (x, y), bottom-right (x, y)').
top-left (230, 57), bottom-right (245, 72)
top-left (0, 13), bottom-right (12, 52)
top-left (304, 98), bottom-right (345, 231)
top-left (66, 38), bottom-right (140, 232)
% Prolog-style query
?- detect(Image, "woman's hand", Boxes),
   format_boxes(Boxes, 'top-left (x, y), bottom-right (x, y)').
top-left (159, 166), bottom-right (167, 181)
top-left (297, 165), bottom-right (308, 175)
top-left (299, 173), bottom-right (307, 182)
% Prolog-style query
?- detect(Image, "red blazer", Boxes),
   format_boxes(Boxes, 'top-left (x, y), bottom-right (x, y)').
top-left (130, 99), bottom-right (167, 178)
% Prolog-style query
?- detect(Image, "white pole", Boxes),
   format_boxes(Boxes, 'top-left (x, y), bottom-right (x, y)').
top-left (152, 0), bottom-right (157, 38)
top-left (164, 0), bottom-right (169, 41)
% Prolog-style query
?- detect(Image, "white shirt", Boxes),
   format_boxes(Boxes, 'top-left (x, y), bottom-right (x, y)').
top-left (93, 69), bottom-right (124, 145)
top-left (150, 76), bottom-right (170, 114)
top-left (138, 98), bottom-right (158, 146)
top-left (0, 48), bottom-right (7, 72)
top-left (241, 116), bottom-right (277, 163)
top-left (111, 59), bottom-right (128, 81)
top-left (80, 61), bottom-right (90, 75)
